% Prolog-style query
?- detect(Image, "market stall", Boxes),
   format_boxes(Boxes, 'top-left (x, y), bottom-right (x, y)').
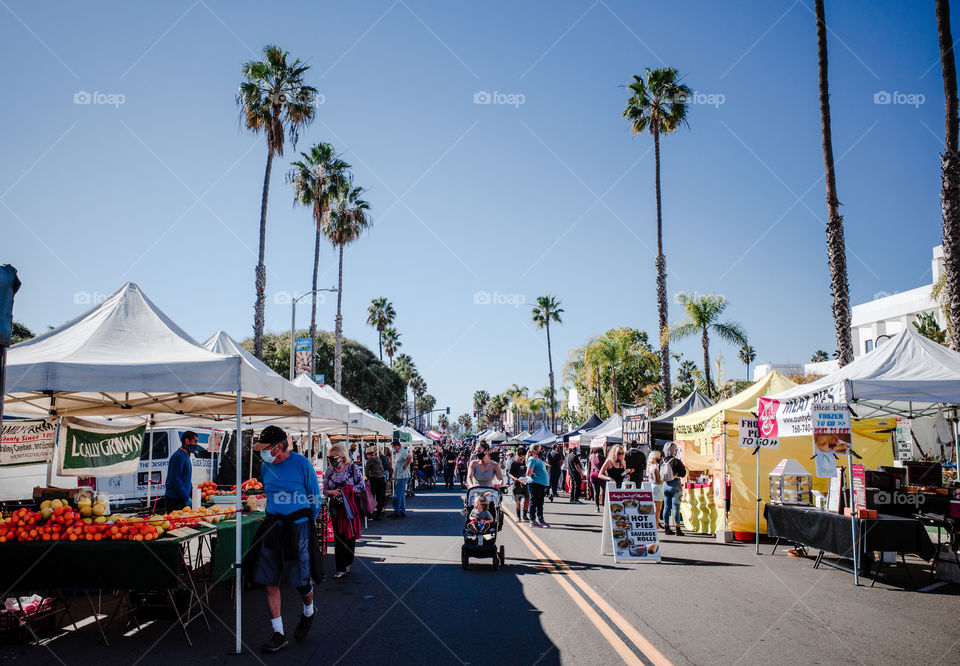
top-left (1, 283), bottom-right (315, 652)
top-left (673, 371), bottom-right (896, 537)
top-left (649, 390), bottom-right (713, 449)
top-left (572, 413), bottom-right (623, 450)
top-left (560, 414), bottom-right (602, 444)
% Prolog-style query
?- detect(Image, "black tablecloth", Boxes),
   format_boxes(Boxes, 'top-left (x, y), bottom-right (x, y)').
top-left (764, 504), bottom-right (936, 562)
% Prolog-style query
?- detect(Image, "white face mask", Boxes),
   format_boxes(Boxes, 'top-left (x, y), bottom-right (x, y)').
top-left (260, 447), bottom-right (276, 464)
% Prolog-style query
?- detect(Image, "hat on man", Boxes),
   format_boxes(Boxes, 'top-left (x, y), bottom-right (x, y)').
top-left (257, 425), bottom-right (287, 445)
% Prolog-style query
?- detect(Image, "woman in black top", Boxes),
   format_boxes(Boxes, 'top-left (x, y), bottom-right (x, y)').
top-left (508, 446), bottom-right (530, 522)
top-left (598, 444), bottom-right (631, 489)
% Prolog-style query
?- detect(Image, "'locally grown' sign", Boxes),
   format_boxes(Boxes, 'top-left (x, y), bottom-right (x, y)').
top-left (57, 419), bottom-right (145, 476)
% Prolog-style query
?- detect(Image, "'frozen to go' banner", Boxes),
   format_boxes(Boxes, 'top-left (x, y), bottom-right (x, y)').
top-left (1, 419), bottom-right (57, 467)
top-left (57, 418), bottom-right (146, 477)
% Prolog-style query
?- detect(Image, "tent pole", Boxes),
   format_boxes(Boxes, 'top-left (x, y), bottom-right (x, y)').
top-left (755, 444), bottom-right (761, 555)
top-left (848, 449), bottom-right (859, 586)
top-left (307, 413), bottom-right (312, 462)
top-left (234, 391), bottom-right (243, 654)
top-left (146, 416), bottom-right (154, 510)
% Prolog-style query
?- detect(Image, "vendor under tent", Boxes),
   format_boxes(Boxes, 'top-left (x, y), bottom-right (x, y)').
top-left (560, 413), bottom-right (602, 443)
top-left (483, 429), bottom-right (510, 443)
top-left (673, 371), bottom-right (896, 538)
top-left (1, 282), bottom-right (310, 655)
top-left (650, 390), bottom-right (714, 448)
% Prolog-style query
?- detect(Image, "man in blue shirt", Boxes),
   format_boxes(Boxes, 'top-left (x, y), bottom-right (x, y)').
top-left (163, 431), bottom-right (199, 511)
top-left (251, 426), bottom-right (323, 653)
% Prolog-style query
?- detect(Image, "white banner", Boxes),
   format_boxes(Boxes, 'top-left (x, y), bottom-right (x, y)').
top-left (1, 419), bottom-right (57, 466)
top-left (738, 417), bottom-right (779, 449)
top-left (757, 384), bottom-right (845, 438)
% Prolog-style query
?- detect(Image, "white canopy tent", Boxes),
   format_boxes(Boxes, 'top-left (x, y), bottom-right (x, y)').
top-left (398, 425), bottom-right (430, 446)
top-left (292, 374), bottom-right (394, 437)
top-left (574, 413), bottom-right (623, 447)
top-left (2, 283), bottom-right (308, 654)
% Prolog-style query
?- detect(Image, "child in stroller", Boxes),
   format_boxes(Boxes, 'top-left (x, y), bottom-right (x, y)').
top-left (461, 486), bottom-right (505, 570)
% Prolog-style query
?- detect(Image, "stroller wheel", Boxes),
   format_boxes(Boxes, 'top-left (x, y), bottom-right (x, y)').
top-left (499, 545), bottom-right (505, 566)
top-left (461, 550), bottom-right (469, 570)
top-left (492, 551), bottom-right (500, 570)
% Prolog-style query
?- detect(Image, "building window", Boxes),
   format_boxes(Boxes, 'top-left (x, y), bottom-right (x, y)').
top-left (864, 339), bottom-right (873, 353)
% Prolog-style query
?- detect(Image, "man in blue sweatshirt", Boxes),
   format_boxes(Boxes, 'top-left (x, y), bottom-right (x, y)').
top-left (163, 430), bottom-right (199, 511)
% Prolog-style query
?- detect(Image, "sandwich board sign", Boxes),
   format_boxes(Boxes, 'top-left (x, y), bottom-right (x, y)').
top-left (600, 483), bottom-right (661, 563)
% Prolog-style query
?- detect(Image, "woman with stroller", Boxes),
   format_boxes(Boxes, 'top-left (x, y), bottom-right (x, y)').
top-left (525, 443), bottom-right (550, 527)
top-left (508, 446), bottom-right (530, 522)
top-left (323, 443), bottom-right (364, 579)
top-left (467, 442), bottom-right (503, 488)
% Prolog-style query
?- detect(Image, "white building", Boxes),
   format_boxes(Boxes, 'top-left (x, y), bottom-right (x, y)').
top-left (851, 246), bottom-right (944, 358)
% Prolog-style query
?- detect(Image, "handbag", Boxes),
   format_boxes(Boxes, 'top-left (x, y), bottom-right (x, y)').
top-left (350, 463), bottom-right (376, 517)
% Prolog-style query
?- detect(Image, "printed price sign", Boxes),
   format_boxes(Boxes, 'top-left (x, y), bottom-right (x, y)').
top-left (607, 490), bottom-right (661, 563)
top-left (738, 417), bottom-right (779, 449)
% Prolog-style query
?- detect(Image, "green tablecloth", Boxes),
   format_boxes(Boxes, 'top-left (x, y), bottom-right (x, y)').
top-left (210, 512), bottom-right (264, 585)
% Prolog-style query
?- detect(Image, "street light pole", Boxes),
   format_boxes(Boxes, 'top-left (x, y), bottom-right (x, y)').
top-left (289, 288), bottom-right (338, 381)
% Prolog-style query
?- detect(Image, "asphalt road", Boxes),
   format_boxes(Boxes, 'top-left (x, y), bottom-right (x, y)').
top-left (2, 487), bottom-right (959, 665)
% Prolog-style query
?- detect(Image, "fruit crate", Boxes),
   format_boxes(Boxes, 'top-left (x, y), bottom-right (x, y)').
top-left (0, 598), bottom-right (58, 643)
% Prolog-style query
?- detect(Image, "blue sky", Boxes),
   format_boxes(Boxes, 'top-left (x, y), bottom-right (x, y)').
top-left (2, 0), bottom-right (950, 421)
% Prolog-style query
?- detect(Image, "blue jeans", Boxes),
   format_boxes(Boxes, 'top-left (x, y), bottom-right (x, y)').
top-left (393, 477), bottom-right (408, 514)
top-left (662, 480), bottom-right (682, 527)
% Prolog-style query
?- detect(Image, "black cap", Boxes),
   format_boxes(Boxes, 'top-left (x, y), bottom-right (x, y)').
top-left (258, 425), bottom-right (287, 445)
top-left (391, 438), bottom-right (401, 446)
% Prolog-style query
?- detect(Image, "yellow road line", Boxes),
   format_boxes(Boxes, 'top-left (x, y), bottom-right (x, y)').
top-left (507, 515), bottom-right (644, 666)
top-left (508, 512), bottom-right (673, 666)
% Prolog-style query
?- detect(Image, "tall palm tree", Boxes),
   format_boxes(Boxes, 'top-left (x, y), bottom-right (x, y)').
top-left (738, 344), bottom-right (756, 381)
top-left (811, 350), bottom-right (829, 362)
top-left (382, 327), bottom-right (401, 366)
top-left (323, 182), bottom-right (372, 391)
top-left (393, 353), bottom-right (415, 424)
top-left (421, 394), bottom-right (436, 428)
top-left (937, 0), bottom-right (960, 352)
top-left (676, 359), bottom-right (697, 389)
top-left (366, 297), bottom-right (396, 361)
top-left (473, 390), bottom-right (490, 428)
top-left (238, 44), bottom-right (317, 358)
top-left (531, 295), bottom-right (564, 432)
top-left (813, 0), bottom-right (854, 366)
top-left (670, 293), bottom-right (747, 400)
top-left (624, 67), bottom-right (690, 408)
top-left (288, 142), bottom-right (350, 372)
top-left (458, 413), bottom-right (473, 433)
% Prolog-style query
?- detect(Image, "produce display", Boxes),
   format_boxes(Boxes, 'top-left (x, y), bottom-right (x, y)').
top-left (0, 499), bottom-right (237, 543)
top-left (198, 478), bottom-right (264, 502)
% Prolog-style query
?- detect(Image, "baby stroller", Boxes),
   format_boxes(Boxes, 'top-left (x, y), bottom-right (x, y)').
top-left (461, 486), bottom-right (506, 570)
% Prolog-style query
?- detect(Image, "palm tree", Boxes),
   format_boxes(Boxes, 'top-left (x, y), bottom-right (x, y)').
top-left (421, 394), bottom-right (436, 428)
top-left (457, 413), bottom-right (473, 433)
top-left (813, 0), bottom-right (854, 366)
top-left (506, 384), bottom-right (528, 432)
top-left (584, 333), bottom-right (632, 416)
top-left (288, 143), bottom-right (350, 371)
top-left (738, 344), bottom-right (756, 381)
top-left (624, 68), bottom-right (691, 409)
top-left (937, 0), bottom-right (960, 352)
top-left (933, 274), bottom-right (955, 345)
top-left (393, 353), bottom-right (415, 424)
top-left (670, 293), bottom-right (747, 400)
top-left (811, 350), bottom-right (829, 362)
top-left (323, 182), bottom-right (372, 391)
top-left (473, 390), bottom-right (490, 428)
top-left (531, 295), bottom-right (564, 432)
top-left (410, 374), bottom-right (426, 428)
top-left (366, 297), bottom-right (396, 361)
top-left (382, 327), bottom-right (401, 366)
top-left (676, 359), bottom-right (697, 389)
top-left (238, 45), bottom-right (317, 358)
